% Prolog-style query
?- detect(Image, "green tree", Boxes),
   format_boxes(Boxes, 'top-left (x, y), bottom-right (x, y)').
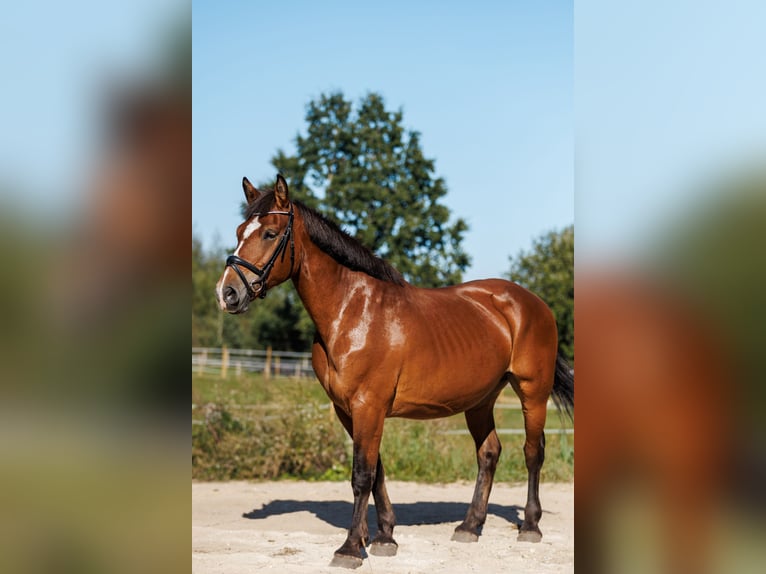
top-left (506, 225), bottom-right (574, 362)
top-left (259, 91), bottom-right (470, 287)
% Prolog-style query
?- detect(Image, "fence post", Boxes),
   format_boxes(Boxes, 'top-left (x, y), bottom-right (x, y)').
top-left (275, 355), bottom-right (281, 377)
top-left (264, 346), bottom-right (272, 379)
top-left (221, 346), bottom-right (229, 379)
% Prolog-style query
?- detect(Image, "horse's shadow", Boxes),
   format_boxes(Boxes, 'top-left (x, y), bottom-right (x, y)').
top-left (243, 499), bottom-right (523, 531)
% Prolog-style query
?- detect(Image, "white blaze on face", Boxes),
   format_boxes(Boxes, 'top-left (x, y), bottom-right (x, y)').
top-left (235, 217), bottom-right (262, 255)
top-left (241, 217), bottom-right (262, 241)
top-left (216, 216), bottom-right (261, 309)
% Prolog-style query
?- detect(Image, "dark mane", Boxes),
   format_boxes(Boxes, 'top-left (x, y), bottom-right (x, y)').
top-left (245, 189), bottom-right (406, 286)
top-left (298, 203), bottom-right (406, 286)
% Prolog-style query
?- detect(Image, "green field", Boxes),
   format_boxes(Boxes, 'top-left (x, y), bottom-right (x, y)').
top-left (192, 373), bottom-right (573, 483)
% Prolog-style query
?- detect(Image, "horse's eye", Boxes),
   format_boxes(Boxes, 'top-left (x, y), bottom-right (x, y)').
top-left (264, 230), bottom-right (278, 240)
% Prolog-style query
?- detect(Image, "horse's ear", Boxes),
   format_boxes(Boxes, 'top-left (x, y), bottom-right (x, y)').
top-left (274, 174), bottom-right (289, 208)
top-left (242, 177), bottom-right (260, 205)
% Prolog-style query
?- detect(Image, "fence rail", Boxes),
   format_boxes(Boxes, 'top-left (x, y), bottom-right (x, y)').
top-left (192, 346), bottom-right (314, 379)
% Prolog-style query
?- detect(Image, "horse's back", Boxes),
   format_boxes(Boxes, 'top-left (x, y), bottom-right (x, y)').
top-left (425, 278), bottom-right (557, 348)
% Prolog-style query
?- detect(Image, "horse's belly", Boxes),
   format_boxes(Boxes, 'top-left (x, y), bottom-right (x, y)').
top-left (389, 361), bottom-right (508, 419)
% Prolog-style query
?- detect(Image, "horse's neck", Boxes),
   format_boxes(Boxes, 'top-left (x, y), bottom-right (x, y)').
top-left (291, 239), bottom-right (362, 340)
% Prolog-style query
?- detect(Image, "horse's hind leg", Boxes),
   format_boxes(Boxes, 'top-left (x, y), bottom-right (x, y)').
top-left (510, 375), bottom-right (550, 542)
top-left (332, 405), bottom-right (398, 557)
top-left (452, 398), bottom-right (502, 543)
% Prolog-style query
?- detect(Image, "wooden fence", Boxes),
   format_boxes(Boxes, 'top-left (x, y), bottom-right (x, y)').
top-left (192, 346), bottom-right (314, 379)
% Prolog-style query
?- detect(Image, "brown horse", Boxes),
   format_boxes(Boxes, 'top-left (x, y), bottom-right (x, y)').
top-left (216, 175), bottom-right (574, 568)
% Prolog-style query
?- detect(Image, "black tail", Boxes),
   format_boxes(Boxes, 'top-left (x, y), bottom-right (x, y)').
top-left (551, 353), bottom-right (574, 420)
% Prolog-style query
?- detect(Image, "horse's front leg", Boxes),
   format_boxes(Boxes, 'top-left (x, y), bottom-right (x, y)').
top-left (368, 455), bottom-right (398, 555)
top-left (330, 403), bottom-right (386, 569)
top-left (332, 405), bottom-right (398, 557)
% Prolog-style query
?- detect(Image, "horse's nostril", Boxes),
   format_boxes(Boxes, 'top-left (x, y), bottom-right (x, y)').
top-left (223, 286), bottom-right (239, 306)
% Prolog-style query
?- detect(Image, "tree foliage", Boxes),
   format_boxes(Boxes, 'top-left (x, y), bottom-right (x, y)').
top-left (259, 91), bottom-right (470, 287)
top-left (506, 226), bottom-right (574, 362)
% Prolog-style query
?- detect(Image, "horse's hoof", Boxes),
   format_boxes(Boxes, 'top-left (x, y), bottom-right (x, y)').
top-left (329, 553), bottom-right (364, 569)
top-left (517, 529), bottom-right (542, 543)
top-left (369, 541), bottom-right (398, 556)
top-left (451, 529), bottom-right (479, 543)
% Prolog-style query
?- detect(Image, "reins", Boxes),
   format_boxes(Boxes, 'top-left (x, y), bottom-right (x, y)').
top-left (225, 204), bottom-right (295, 300)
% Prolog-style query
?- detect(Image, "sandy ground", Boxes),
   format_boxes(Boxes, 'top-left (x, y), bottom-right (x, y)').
top-left (192, 480), bottom-right (573, 573)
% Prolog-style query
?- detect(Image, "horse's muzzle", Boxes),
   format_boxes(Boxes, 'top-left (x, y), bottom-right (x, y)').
top-left (223, 285), bottom-right (239, 308)
top-left (219, 284), bottom-right (251, 314)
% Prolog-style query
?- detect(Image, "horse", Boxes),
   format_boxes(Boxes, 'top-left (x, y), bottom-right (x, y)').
top-left (215, 174), bottom-right (574, 568)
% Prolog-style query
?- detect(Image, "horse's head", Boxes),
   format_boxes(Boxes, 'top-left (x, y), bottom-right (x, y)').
top-left (216, 174), bottom-right (296, 313)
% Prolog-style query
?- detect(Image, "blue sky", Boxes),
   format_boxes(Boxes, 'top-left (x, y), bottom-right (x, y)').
top-left (193, 1), bottom-right (573, 281)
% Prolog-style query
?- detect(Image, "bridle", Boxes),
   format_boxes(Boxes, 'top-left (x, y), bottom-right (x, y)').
top-left (225, 204), bottom-right (295, 300)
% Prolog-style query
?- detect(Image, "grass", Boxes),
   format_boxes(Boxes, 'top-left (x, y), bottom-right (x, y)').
top-left (192, 373), bottom-right (573, 483)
